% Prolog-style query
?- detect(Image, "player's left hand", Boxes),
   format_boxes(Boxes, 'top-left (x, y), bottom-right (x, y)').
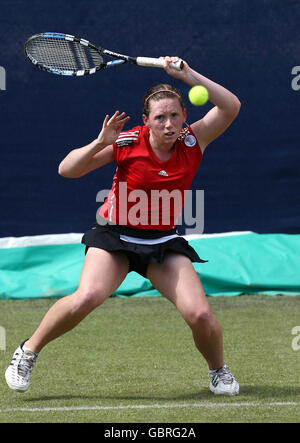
top-left (161, 56), bottom-right (189, 79)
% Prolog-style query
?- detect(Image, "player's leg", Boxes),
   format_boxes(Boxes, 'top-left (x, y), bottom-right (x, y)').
top-left (5, 248), bottom-right (129, 392)
top-left (147, 252), bottom-right (223, 369)
top-left (146, 252), bottom-right (239, 395)
top-left (25, 248), bottom-right (129, 353)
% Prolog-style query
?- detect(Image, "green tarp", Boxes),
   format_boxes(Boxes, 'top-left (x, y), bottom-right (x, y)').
top-left (0, 233), bottom-right (299, 299)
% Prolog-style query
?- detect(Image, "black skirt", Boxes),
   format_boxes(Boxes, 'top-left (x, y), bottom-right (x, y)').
top-left (81, 220), bottom-right (207, 278)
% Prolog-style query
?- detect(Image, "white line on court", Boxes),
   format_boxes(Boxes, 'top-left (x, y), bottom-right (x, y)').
top-left (1, 401), bottom-right (300, 413)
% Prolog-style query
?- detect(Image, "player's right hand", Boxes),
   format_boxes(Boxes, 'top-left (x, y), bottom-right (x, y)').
top-left (97, 111), bottom-right (130, 147)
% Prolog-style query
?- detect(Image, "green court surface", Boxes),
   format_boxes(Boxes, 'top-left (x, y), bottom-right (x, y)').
top-left (1, 295), bottom-right (300, 423)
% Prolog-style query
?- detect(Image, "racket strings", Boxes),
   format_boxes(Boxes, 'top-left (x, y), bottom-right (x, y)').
top-left (27, 37), bottom-right (103, 71)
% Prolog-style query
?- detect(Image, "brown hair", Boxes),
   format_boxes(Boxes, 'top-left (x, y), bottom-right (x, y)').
top-left (143, 84), bottom-right (185, 117)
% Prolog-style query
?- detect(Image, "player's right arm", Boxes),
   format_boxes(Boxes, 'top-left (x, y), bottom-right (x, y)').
top-left (58, 111), bottom-right (130, 178)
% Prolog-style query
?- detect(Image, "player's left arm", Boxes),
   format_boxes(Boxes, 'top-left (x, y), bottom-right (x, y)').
top-left (163, 57), bottom-right (241, 153)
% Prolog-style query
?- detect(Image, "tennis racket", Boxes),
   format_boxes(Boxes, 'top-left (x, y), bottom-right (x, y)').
top-left (24, 32), bottom-right (183, 77)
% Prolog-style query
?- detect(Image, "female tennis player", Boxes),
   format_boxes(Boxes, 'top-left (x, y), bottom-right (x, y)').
top-left (6, 57), bottom-right (241, 395)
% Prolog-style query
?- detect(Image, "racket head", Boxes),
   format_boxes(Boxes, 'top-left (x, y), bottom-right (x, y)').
top-left (24, 32), bottom-right (105, 76)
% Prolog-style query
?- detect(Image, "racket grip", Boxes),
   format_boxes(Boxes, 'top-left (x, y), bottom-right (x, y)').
top-left (136, 57), bottom-right (183, 71)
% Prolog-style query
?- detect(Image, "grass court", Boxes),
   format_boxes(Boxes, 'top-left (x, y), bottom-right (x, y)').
top-left (1, 295), bottom-right (300, 423)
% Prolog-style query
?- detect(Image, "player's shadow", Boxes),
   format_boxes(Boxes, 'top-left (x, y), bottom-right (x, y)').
top-left (25, 385), bottom-right (300, 403)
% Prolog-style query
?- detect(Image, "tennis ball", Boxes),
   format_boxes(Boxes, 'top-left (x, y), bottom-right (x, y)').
top-left (188, 85), bottom-right (209, 106)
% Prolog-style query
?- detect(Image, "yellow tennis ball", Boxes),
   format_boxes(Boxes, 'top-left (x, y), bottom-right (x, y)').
top-left (188, 85), bottom-right (209, 106)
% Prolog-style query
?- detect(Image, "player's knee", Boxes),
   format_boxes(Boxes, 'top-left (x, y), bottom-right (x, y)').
top-left (186, 307), bottom-right (211, 329)
top-left (71, 287), bottom-right (107, 315)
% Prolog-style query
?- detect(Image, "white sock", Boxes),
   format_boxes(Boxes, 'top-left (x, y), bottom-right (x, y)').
top-left (209, 365), bottom-right (224, 375)
top-left (22, 343), bottom-right (38, 356)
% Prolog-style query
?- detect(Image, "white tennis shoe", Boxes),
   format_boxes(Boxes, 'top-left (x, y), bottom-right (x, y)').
top-left (209, 365), bottom-right (239, 396)
top-left (5, 340), bottom-right (38, 393)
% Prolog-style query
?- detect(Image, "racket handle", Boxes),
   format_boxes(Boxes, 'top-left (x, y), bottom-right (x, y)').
top-left (136, 57), bottom-right (183, 71)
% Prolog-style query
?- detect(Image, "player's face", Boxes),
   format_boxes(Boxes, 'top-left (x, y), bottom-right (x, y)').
top-left (143, 98), bottom-right (186, 147)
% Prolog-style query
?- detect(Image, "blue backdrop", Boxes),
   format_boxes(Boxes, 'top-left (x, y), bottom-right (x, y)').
top-left (1, 0), bottom-right (299, 236)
